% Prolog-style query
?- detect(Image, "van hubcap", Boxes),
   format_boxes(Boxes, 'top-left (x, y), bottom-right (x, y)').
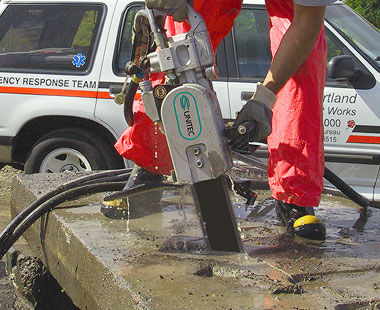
top-left (40, 148), bottom-right (92, 173)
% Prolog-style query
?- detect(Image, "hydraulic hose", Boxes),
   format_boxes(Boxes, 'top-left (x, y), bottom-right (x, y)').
top-left (0, 181), bottom-right (127, 260)
top-left (0, 169), bottom-right (131, 249)
top-left (124, 75), bottom-right (140, 126)
top-left (324, 167), bottom-right (372, 209)
top-left (232, 152), bottom-right (373, 209)
top-left (82, 172), bottom-right (132, 185)
top-left (103, 182), bottom-right (183, 201)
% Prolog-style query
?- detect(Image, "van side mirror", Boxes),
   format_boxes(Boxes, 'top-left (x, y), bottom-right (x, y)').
top-left (327, 55), bottom-right (376, 89)
top-left (327, 55), bottom-right (356, 80)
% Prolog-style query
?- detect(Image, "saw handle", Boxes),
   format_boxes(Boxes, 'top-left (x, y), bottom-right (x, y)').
top-left (185, 4), bottom-right (206, 34)
top-left (144, 3), bottom-right (206, 36)
top-left (224, 121), bottom-right (257, 154)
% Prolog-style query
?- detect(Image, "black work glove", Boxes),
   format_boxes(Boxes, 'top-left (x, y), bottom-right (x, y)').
top-left (146, 0), bottom-right (189, 22)
top-left (234, 83), bottom-right (276, 142)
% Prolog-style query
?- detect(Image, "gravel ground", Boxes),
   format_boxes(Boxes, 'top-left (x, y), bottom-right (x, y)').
top-left (0, 165), bottom-right (25, 309)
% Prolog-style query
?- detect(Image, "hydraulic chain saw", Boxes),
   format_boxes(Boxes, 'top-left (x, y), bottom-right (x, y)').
top-left (114, 4), bottom-right (260, 252)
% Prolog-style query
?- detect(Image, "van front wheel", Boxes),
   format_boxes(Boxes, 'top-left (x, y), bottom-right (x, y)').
top-left (25, 128), bottom-right (118, 174)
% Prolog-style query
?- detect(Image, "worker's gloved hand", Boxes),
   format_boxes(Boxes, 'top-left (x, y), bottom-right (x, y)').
top-left (146, 0), bottom-right (189, 22)
top-left (234, 83), bottom-right (277, 142)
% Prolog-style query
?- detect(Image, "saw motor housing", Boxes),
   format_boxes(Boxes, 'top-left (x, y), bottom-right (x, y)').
top-left (140, 5), bottom-right (233, 185)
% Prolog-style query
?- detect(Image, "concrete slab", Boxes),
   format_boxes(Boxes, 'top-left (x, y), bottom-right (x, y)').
top-left (9, 171), bottom-right (380, 309)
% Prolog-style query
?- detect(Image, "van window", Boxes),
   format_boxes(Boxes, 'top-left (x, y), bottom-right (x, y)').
top-left (326, 35), bottom-right (343, 62)
top-left (325, 4), bottom-right (380, 72)
top-left (0, 4), bottom-right (104, 73)
top-left (233, 8), bottom-right (271, 78)
top-left (231, 6), bottom-right (363, 82)
top-left (114, 5), bottom-right (143, 75)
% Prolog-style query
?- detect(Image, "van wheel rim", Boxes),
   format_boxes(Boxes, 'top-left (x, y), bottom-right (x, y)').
top-left (39, 148), bottom-right (92, 173)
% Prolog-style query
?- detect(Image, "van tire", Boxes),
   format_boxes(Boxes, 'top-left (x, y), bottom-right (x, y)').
top-left (25, 128), bottom-right (118, 174)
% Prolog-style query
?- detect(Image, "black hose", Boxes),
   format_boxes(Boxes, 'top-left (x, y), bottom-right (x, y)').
top-left (103, 182), bottom-right (183, 201)
top-left (324, 167), bottom-right (372, 209)
top-left (232, 152), bottom-right (373, 209)
top-left (0, 169), bottom-right (131, 248)
top-left (124, 78), bottom-right (139, 126)
top-left (0, 181), bottom-right (127, 259)
top-left (81, 172), bottom-right (131, 185)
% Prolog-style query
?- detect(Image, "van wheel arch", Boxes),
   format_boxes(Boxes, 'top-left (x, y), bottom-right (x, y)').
top-left (25, 128), bottom-right (121, 174)
top-left (12, 116), bottom-right (125, 169)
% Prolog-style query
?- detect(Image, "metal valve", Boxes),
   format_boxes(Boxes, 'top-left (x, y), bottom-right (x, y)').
top-left (114, 93), bottom-right (126, 105)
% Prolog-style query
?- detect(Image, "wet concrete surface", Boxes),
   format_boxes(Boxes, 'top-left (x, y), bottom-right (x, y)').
top-left (8, 170), bottom-right (380, 309)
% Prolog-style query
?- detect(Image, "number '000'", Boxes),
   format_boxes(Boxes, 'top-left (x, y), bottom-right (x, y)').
top-left (324, 118), bottom-right (341, 127)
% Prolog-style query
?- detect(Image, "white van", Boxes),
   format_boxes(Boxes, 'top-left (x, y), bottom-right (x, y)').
top-left (0, 0), bottom-right (379, 202)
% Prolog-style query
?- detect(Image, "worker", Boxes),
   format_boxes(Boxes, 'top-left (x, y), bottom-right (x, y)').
top-left (230, 0), bottom-right (334, 240)
top-left (111, 0), bottom-right (335, 240)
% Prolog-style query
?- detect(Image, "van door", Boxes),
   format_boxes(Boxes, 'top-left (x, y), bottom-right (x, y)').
top-left (321, 27), bottom-right (379, 201)
top-left (322, 3), bottom-right (380, 201)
